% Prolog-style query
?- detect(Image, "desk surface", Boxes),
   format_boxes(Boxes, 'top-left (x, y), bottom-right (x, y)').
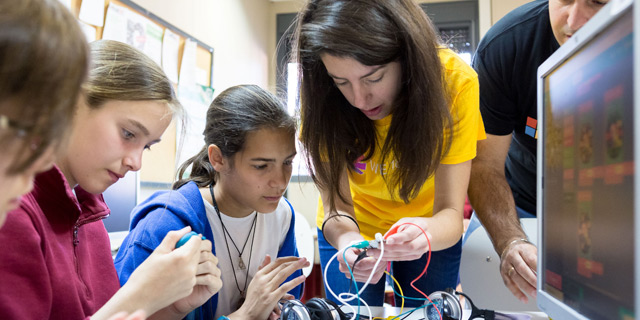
top-left (340, 306), bottom-right (548, 320)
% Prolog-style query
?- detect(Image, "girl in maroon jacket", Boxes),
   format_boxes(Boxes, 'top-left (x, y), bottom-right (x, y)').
top-left (0, 38), bottom-right (223, 319)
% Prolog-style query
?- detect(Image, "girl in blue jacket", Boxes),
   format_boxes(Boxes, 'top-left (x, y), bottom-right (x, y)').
top-left (115, 85), bottom-right (308, 320)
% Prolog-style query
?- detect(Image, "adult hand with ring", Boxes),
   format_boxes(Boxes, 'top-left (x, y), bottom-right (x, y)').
top-left (499, 238), bottom-right (538, 303)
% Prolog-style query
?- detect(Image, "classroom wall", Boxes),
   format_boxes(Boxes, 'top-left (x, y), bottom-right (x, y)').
top-left (132, 0), bottom-right (272, 91)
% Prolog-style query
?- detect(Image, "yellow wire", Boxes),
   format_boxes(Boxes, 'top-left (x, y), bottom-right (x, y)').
top-left (385, 270), bottom-right (404, 319)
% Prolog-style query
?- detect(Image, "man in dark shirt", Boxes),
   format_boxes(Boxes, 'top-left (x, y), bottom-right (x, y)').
top-left (468, 0), bottom-right (609, 303)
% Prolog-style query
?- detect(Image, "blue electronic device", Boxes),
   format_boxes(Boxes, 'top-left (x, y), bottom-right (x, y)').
top-left (176, 231), bottom-right (206, 248)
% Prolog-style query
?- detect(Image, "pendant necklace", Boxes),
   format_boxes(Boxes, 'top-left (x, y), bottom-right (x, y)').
top-left (209, 184), bottom-right (257, 304)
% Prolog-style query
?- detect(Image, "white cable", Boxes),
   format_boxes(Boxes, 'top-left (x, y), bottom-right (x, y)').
top-left (354, 235), bottom-right (385, 295)
top-left (323, 235), bottom-right (386, 320)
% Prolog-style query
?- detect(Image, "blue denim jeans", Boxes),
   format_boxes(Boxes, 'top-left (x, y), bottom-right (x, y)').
top-left (317, 228), bottom-right (462, 307)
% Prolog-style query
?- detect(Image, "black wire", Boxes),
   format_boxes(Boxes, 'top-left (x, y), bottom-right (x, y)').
top-left (347, 250), bottom-right (369, 294)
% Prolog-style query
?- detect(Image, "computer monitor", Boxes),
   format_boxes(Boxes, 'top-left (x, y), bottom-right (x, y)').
top-left (102, 171), bottom-right (139, 233)
top-left (537, 0), bottom-right (636, 319)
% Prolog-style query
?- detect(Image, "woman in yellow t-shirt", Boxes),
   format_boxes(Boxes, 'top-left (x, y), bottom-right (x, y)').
top-left (292, 0), bottom-right (485, 307)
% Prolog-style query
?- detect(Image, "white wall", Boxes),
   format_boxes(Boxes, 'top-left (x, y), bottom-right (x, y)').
top-left (132, 0), bottom-right (271, 92)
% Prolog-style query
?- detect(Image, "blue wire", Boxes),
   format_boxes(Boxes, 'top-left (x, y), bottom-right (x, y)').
top-left (393, 304), bottom-right (427, 320)
top-left (343, 244), bottom-right (361, 319)
top-left (387, 262), bottom-right (429, 302)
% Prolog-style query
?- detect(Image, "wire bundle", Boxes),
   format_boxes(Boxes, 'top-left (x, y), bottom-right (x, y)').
top-left (323, 223), bottom-right (444, 320)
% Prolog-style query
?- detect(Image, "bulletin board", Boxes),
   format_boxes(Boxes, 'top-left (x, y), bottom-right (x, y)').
top-left (68, 0), bottom-right (215, 184)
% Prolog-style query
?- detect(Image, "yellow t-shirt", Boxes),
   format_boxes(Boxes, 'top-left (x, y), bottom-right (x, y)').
top-left (316, 48), bottom-right (486, 239)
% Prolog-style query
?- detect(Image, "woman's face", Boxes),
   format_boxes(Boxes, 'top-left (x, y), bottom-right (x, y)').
top-left (0, 118), bottom-right (55, 227)
top-left (320, 53), bottom-right (403, 120)
top-left (215, 128), bottom-right (296, 216)
top-left (58, 100), bottom-right (172, 194)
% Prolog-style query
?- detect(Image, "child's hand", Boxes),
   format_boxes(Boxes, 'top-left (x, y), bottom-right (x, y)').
top-left (230, 255), bottom-right (308, 320)
top-left (170, 238), bottom-right (223, 314)
top-left (123, 227), bottom-right (218, 316)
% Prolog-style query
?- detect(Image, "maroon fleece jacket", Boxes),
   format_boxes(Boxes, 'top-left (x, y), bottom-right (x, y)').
top-left (0, 166), bottom-right (120, 319)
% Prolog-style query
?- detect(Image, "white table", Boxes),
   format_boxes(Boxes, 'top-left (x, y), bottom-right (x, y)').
top-left (340, 306), bottom-right (548, 320)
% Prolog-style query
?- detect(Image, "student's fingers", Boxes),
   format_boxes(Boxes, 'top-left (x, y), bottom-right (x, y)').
top-left (198, 249), bottom-right (218, 265)
top-left (174, 232), bottom-right (202, 260)
top-left (281, 293), bottom-right (295, 301)
top-left (269, 310), bottom-right (280, 320)
top-left (194, 252), bottom-right (223, 293)
top-left (270, 303), bottom-right (282, 320)
top-left (257, 256), bottom-right (301, 276)
top-left (198, 238), bottom-right (212, 253)
top-left (259, 254), bottom-right (272, 270)
top-left (203, 252), bottom-right (218, 266)
top-left (271, 274), bottom-right (306, 298)
top-left (264, 258), bottom-right (308, 289)
top-left (195, 272), bottom-right (224, 294)
top-left (156, 226), bottom-right (192, 253)
top-left (196, 251), bottom-right (220, 277)
top-left (264, 257), bottom-right (309, 287)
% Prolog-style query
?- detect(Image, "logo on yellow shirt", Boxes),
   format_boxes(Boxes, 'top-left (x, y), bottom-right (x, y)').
top-left (354, 155), bottom-right (366, 174)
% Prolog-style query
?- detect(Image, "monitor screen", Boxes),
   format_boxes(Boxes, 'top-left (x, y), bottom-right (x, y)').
top-left (102, 171), bottom-right (139, 233)
top-left (538, 2), bottom-right (634, 320)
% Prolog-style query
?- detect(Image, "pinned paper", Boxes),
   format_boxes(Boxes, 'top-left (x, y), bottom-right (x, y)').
top-left (102, 3), bottom-right (163, 66)
top-left (162, 29), bottom-right (180, 84)
top-left (179, 39), bottom-right (197, 88)
top-left (79, 0), bottom-right (105, 27)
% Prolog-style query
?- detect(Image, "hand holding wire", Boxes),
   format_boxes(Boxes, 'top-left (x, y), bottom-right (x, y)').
top-left (369, 218), bottom-right (432, 261)
top-left (335, 234), bottom-right (386, 283)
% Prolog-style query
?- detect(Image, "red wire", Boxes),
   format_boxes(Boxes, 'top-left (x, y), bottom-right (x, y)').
top-left (384, 222), bottom-right (443, 320)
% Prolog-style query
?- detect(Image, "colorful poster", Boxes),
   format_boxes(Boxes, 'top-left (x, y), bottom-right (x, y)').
top-left (102, 3), bottom-right (163, 66)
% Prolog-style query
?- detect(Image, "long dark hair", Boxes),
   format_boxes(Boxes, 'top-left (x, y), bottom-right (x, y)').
top-left (293, 0), bottom-right (452, 210)
top-left (0, 0), bottom-right (88, 173)
top-left (173, 85), bottom-right (296, 189)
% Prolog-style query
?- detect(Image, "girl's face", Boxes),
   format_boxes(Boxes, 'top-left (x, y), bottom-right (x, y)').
top-left (58, 100), bottom-right (171, 194)
top-left (320, 53), bottom-right (403, 120)
top-left (215, 127), bottom-right (296, 216)
top-left (0, 136), bottom-right (55, 227)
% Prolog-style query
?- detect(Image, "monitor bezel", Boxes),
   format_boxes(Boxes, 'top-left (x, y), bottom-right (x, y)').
top-left (536, 0), bottom-right (636, 319)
